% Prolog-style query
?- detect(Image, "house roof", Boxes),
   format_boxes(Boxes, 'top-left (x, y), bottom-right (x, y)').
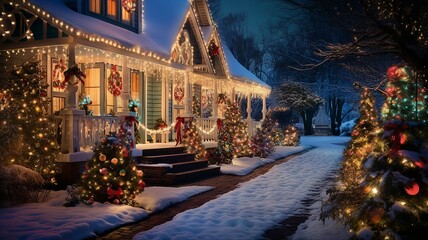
top-left (223, 46), bottom-right (270, 89)
top-left (28, 0), bottom-right (270, 91)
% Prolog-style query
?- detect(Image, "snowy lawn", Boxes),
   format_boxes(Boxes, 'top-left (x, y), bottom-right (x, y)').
top-left (221, 145), bottom-right (311, 175)
top-left (134, 136), bottom-right (351, 240)
top-left (0, 186), bottom-right (212, 240)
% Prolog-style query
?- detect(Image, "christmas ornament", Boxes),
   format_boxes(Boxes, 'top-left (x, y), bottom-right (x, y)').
top-left (137, 170), bottom-right (144, 177)
top-left (99, 154), bottom-right (107, 161)
top-left (108, 65), bottom-right (123, 97)
top-left (138, 180), bottom-right (145, 190)
top-left (404, 182), bottom-right (419, 196)
top-left (366, 207), bottom-right (384, 224)
top-left (111, 158), bottom-right (118, 165)
top-left (100, 168), bottom-right (108, 176)
top-left (119, 169), bottom-right (126, 176)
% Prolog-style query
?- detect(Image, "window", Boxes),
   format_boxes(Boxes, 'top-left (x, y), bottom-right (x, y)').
top-left (51, 58), bottom-right (66, 113)
top-left (121, 6), bottom-right (131, 23)
top-left (52, 97), bottom-right (65, 113)
top-left (89, 0), bottom-right (101, 14)
top-left (107, 0), bottom-right (118, 19)
top-left (130, 71), bottom-right (140, 100)
top-left (84, 67), bottom-right (101, 115)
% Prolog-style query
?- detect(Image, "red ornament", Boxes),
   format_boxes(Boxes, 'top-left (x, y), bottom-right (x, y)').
top-left (100, 168), bottom-right (108, 176)
top-left (113, 199), bottom-right (120, 204)
top-left (404, 182), bottom-right (419, 196)
top-left (387, 66), bottom-right (399, 80)
top-left (111, 158), bottom-right (118, 165)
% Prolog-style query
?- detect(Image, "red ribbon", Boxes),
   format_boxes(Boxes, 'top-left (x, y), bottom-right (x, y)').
top-left (216, 118), bottom-right (223, 132)
top-left (384, 120), bottom-right (409, 156)
top-left (121, 116), bottom-right (139, 148)
top-left (175, 117), bottom-right (184, 146)
top-left (107, 187), bottom-right (123, 199)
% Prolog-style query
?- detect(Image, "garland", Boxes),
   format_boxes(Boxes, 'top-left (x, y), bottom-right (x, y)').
top-left (108, 65), bottom-right (123, 97)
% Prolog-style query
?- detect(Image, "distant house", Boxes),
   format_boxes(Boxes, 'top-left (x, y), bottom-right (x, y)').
top-left (0, 0), bottom-right (271, 154)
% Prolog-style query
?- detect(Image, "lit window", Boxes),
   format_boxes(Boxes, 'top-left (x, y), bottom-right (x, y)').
top-left (122, 6), bottom-right (131, 23)
top-left (107, 0), bottom-right (118, 19)
top-left (89, 0), bottom-right (101, 14)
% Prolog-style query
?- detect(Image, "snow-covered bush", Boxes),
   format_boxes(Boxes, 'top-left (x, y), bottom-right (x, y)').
top-left (0, 165), bottom-right (48, 207)
top-left (339, 119), bottom-right (357, 136)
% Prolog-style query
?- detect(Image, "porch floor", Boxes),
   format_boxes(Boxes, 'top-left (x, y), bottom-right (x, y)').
top-left (135, 141), bottom-right (218, 150)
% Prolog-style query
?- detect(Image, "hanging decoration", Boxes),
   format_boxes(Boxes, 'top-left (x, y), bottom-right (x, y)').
top-left (128, 99), bottom-right (140, 113)
top-left (121, 0), bottom-right (136, 13)
top-left (174, 117), bottom-right (185, 146)
top-left (209, 40), bottom-right (219, 57)
top-left (174, 79), bottom-right (184, 104)
top-left (63, 64), bottom-right (86, 87)
top-left (52, 59), bottom-right (67, 89)
top-left (153, 118), bottom-right (167, 130)
top-left (217, 93), bottom-right (227, 104)
top-left (108, 65), bottom-right (123, 97)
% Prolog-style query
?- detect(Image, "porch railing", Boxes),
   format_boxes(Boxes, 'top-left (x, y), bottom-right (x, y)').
top-left (78, 116), bottom-right (121, 150)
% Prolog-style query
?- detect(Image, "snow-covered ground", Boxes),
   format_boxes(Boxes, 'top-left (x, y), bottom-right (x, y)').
top-left (134, 136), bottom-right (351, 240)
top-left (0, 186), bottom-right (212, 240)
top-left (0, 137), bottom-right (350, 240)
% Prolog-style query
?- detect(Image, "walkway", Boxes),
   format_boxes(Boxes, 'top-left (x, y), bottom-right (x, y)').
top-left (93, 148), bottom-right (314, 240)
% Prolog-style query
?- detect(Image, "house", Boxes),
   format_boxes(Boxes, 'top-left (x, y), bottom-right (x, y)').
top-left (0, 0), bottom-right (271, 184)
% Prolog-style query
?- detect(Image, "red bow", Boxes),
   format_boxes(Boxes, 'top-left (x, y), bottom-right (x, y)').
top-left (216, 118), bottom-right (223, 132)
top-left (384, 120), bottom-right (409, 156)
top-left (175, 117), bottom-right (185, 146)
top-left (107, 187), bottom-right (123, 199)
top-left (64, 65), bottom-right (86, 86)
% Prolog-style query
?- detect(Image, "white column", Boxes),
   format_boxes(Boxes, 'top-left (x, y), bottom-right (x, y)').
top-left (65, 43), bottom-right (77, 110)
top-left (184, 72), bottom-right (192, 117)
top-left (213, 80), bottom-right (218, 118)
top-left (247, 93), bottom-right (253, 137)
top-left (120, 59), bottom-right (130, 111)
top-left (262, 95), bottom-right (267, 121)
top-left (143, 69), bottom-right (148, 143)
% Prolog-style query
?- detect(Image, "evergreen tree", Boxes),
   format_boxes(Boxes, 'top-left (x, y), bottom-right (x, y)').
top-left (80, 132), bottom-right (145, 205)
top-left (321, 87), bottom-right (385, 227)
top-left (324, 66), bottom-right (428, 239)
top-left (251, 112), bottom-right (279, 157)
top-left (0, 61), bottom-right (59, 184)
top-left (215, 100), bottom-right (251, 164)
top-left (282, 125), bottom-right (301, 146)
top-left (182, 119), bottom-right (206, 160)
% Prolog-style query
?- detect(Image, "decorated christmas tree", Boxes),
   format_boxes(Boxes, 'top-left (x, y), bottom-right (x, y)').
top-left (251, 113), bottom-right (279, 157)
top-left (282, 125), bottom-right (301, 146)
top-left (0, 61), bottom-right (59, 184)
top-left (321, 87), bottom-right (385, 227)
top-left (324, 66), bottom-right (428, 239)
top-left (182, 119), bottom-right (206, 160)
top-left (215, 101), bottom-right (252, 164)
top-left (192, 95), bottom-right (201, 118)
top-left (80, 131), bottom-right (145, 205)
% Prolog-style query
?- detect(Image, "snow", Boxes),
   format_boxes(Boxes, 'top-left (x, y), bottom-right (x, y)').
top-left (134, 136), bottom-right (351, 240)
top-left (0, 186), bottom-right (211, 240)
top-left (30, 0), bottom-right (190, 58)
top-left (0, 137), bottom-right (351, 240)
top-left (223, 45), bottom-right (271, 89)
top-left (340, 118), bottom-right (357, 136)
top-left (220, 145), bottom-right (310, 175)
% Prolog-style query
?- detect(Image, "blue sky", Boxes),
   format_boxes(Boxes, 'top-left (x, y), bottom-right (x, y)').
top-left (217, 0), bottom-right (283, 34)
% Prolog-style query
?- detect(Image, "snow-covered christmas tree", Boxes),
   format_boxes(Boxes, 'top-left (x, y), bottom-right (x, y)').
top-left (0, 61), bottom-right (59, 184)
top-left (182, 119), bottom-right (206, 160)
top-left (80, 131), bottom-right (145, 205)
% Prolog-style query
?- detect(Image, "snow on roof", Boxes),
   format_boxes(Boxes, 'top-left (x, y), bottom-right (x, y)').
top-left (223, 46), bottom-right (271, 89)
top-left (30, 0), bottom-right (190, 59)
top-left (201, 26), bottom-right (214, 45)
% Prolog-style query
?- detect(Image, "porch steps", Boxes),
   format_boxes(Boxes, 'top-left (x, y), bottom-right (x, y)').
top-left (135, 147), bottom-right (220, 186)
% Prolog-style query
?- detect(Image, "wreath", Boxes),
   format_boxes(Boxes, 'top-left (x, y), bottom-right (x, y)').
top-left (52, 59), bottom-right (67, 89)
top-left (174, 85), bottom-right (184, 103)
top-left (63, 64), bottom-right (86, 87)
top-left (209, 40), bottom-right (219, 57)
top-left (154, 118), bottom-right (167, 130)
top-left (108, 65), bottom-right (123, 97)
top-left (217, 93), bottom-right (227, 104)
top-left (122, 0), bottom-right (136, 13)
